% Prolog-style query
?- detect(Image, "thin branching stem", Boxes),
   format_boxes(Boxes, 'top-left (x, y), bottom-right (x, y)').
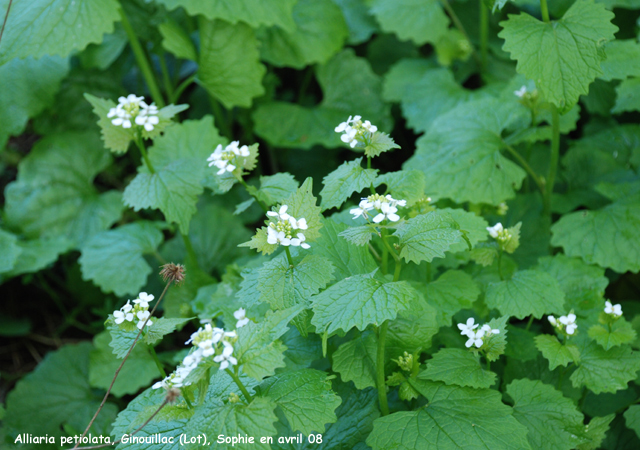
top-left (441, 0), bottom-right (482, 66)
top-left (226, 368), bottom-right (253, 403)
top-left (0, 0), bottom-right (13, 46)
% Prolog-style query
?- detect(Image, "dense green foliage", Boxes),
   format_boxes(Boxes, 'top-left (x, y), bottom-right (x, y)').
top-left (1, 0), bottom-right (640, 449)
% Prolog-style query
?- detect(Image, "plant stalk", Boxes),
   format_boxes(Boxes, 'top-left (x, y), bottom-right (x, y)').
top-left (503, 142), bottom-right (544, 195)
top-left (479, 0), bottom-right (489, 69)
top-left (540, 0), bottom-right (550, 23)
top-left (285, 247), bottom-right (295, 267)
top-left (227, 369), bottom-right (253, 403)
top-left (147, 344), bottom-right (167, 378)
top-left (135, 136), bottom-right (156, 174)
top-left (376, 321), bottom-right (390, 416)
top-left (170, 74), bottom-right (196, 104)
top-left (544, 105), bottom-right (560, 216)
top-left (441, 0), bottom-right (482, 66)
top-left (239, 178), bottom-right (268, 212)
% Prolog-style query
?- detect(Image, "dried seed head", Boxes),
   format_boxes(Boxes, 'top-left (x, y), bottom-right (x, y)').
top-left (166, 388), bottom-right (181, 403)
top-left (160, 263), bottom-right (186, 284)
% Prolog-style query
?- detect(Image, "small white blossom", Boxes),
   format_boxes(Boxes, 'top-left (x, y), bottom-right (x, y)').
top-left (266, 205), bottom-right (311, 250)
top-left (214, 340), bottom-right (237, 371)
top-left (113, 301), bottom-right (134, 324)
top-left (559, 314), bottom-right (578, 335)
top-left (352, 194), bottom-right (405, 223)
top-left (267, 205), bottom-right (290, 221)
top-left (290, 232), bottom-right (310, 249)
top-left (514, 86), bottom-right (527, 98)
top-left (465, 329), bottom-right (485, 348)
top-left (373, 202), bottom-right (400, 223)
top-left (108, 95), bottom-right (160, 131)
top-left (207, 141), bottom-right (251, 175)
top-left (457, 318), bottom-right (479, 337)
top-left (234, 308), bottom-right (250, 328)
top-left (335, 115), bottom-right (378, 149)
top-left (136, 310), bottom-right (153, 329)
top-left (481, 324), bottom-right (500, 336)
top-left (487, 223), bottom-right (504, 238)
top-left (548, 315), bottom-right (558, 327)
top-left (133, 292), bottom-right (154, 309)
top-left (604, 300), bottom-right (622, 317)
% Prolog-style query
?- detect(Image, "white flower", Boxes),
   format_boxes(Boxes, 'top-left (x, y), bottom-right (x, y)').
top-left (514, 86), bottom-right (527, 98)
top-left (350, 199), bottom-right (373, 219)
top-left (214, 341), bottom-right (237, 371)
top-left (113, 306), bottom-right (134, 325)
top-left (266, 206), bottom-right (311, 250)
top-left (457, 318), bottom-right (479, 337)
top-left (559, 314), bottom-right (577, 335)
top-left (234, 308), bottom-right (250, 328)
top-left (136, 310), bottom-right (153, 329)
top-left (465, 329), bottom-right (485, 348)
top-left (335, 115), bottom-right (359, 133)
top-left (373, 202), bottom-right (400, 223)
top-left (108, 94), bottom-right (150, 129)
top-left (133, 292), bottom-right (154, 309)
top-left (199, 339), bottom-right (215, 357)
top-left (604, 300), bottom-right (622, 317)
top-left (487, 223), bottom-right (504, 238)
top-left (335, 115), bottom-right (378, 149)
top-left (481, 324), bottom-right (500, 336)
top-left (548, 315), bottom-right (557, 327)
top-left (290, 232), bottom-right (310, 249)
top-left (362, 120), bottom-right (378, 133)
top-left (206, 141), bottom-right (251, 176)
top-left (267, 205), bottom-right (290, 221)
top-left (135, 112), bottom-right (160, 131)
top-left (267, 227), bottom-right (291, 246)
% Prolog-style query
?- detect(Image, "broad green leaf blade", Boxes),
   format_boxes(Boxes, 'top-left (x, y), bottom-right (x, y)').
top-left (3, 237), bottom-right (73, 278)
top-left (416, 270), bottom-right (480, 326)
top-left (366, 380), bottom-right (531, 450)
top-left (499, 0), bottom-right (617, 112)
top-left (507, 379), bottom-right (585, 450)
top-left (235, 306), bottom-right (303, 380)
top-left (535, 334), bottom-right (580, 370)
top-left (577, 414), bottom-right (615, 450)
top-left (624, 405), bottom-right (640, 440)
top-left (570, 341), bottom-right (640, 394)
top-left (364, 131), bottom-right (400, 158)
top-left (258, 369), bottom-right (341, 434)
top-left (0, 230), bottom-right (21, 273)
top-left (439, 207), bottom-right (490, 252)
top-left (482, 316), bottom-right (510, 362)
top-left (279, 327), bottom-right (322, 371)
top-left (387, 292), bottom-right (439, 355)
top-left (123, 117), bottom-right (225, 234)
top-left (0, 56), bottom-right (69, 148)
top-left (144, 317), bottom-right (192, 346)
top-left (159, 20), bottom-right (197, 61)
top-left (4, 343), bottom-right (117, 438)
top-left (198, 19), bottom-right (266, 109)
top-left (370, 0), bottom-right (449, 45)
top-left (588, 319), bottom-right (637, 350)
top-left (333, 0), bottom-right (379, 45)
top-left (374, 170), bottom-right (427, 206)
top-left (89, 332), bottom-right (157, 397)
top-left (600, 40), bottom-right (640, 81)
top-left (111, 388), bottom-right (193, 449)
top-left (253, 49), bottom-right (391, 149)
top-left (254, 173), bottom-right (299, 206)
top-left (0, 0), bottom-right (120, 64)
top-left (84, 94), bottom-right (133, 153)
top-left (612, 77), bottom-right (640, 114)
top-left (338, 225), bottom-right (376, 247)
top-left (485, 270), bottom-right (566, 319)
top-left (79, 222), bottom-right (164, 296)
top-left (4, 132), bottom-right (123, 247)
top-left (320, 158), bottom-right (378, 211)
top-left (314, 218), bottom-right (377, 278)
top-left (332, 332), bottom-right (377, 389)
top-left (282, 177), bottom-right (323, 242)
top-left (551, 195), bottom-right (640, 273)
top-left (258, 0), bottom-right (348, 68)
top-left (393, 211), bottom-right (464, 264)
top-left (405, 98), bottom-right (527, 205)
top-left (156, 0), bottom-right (297, 31)
top-left (107, 320), bottom-right (138, 359)
top-left (420, 348), bottom-right (496, 389)
top-left (311, 274), bottom-right (415, 334)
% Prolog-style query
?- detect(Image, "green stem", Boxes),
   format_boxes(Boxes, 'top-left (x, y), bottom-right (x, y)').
top-left (209, 95), bottom-right (232, 138)
top-left (239, 178), bottom-right (268, 212)
top-left (479, 0), bottom-right (488, 69)
top-left (118, 6), bottom-right (165, 108)
top-left (557, 366), bottom-right (566, 390)
top-left (157, 52), bottom-right (174, 101)
top-left (170, 75), bottom-right (196, 104)
top-left (485, 356), bottom-right (491, 372)
top-left (380, 230), bottom-right (400, 263)
top-left (503, 142), bottom-right (545, 195)
top-left (284, 247), bottom-right (295, 267)
top-left (525, 315), bottom-right (534, 331)
top-left (368, 157), bottom-right (376, 194)
top-left (135, 136), bottom-right (156, 173)
top-left (544, 105), bottom-right (560, 216)
top-left (183, 396), bottom-right (193, 409)
top-left (381, 230), bottom-right (389, 275)
top-left (147, 344), bottom-right (166, 378)
top-left (182, 233), bottom-right (198, 265)
top-left (226, 369), bottom-right (253, 403)
top-left (376, 321), bottom-right (390, 416)
top-left (540, 0), bottom-right (550, 23)
top-left (441, 0), bottom-right (482, 67)
top-left (393, 257), bottom-right (402, 281)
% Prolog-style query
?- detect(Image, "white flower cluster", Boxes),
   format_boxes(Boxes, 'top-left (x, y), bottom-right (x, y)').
top-left (514, 86), bottom-right (528, 98)
top-left (112, 292), bottom-right (155, 330)
top-left (548, 313), bottom-right (577, 335)
top-left (207, 141), bottom-right (250, 175)
top-left (107, 94), bottom-right (159, 131)
top-left (335, 115), bottom-right (378, 148)
top-left (486, 222), bottom-right (512, 243)
top-left (266, 205), bottom-right (310, 249)
top-left (350, 193), bottom-right (406, 223)
top-left (153, 308), bottom-right (250, 390)
top-left (457, 318), bottom-right (500, 349)
top-left (604, 300), bottom-right (622, 317)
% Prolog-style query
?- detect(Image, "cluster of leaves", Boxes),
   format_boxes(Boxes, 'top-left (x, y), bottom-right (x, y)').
top-left (2, 0), bottom-right (640, 449)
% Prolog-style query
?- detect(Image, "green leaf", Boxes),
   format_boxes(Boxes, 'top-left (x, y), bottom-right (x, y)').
top-left (420, 348), bottom-right (496, 389)
top-left (499, 0), bottom-right (618, 112)
top-left (0, 56), bottom-right (69, 148)
top-left (279, 327), bottom-right (322, 371)
top-left (123, 117), bottom-right (225, 234)
top-left (4, 132), bottom-right (123, 247)
top-left (284, 177), bottom-right (324, 242)
top-left (577, 415), bottom-right (615, 450)
top-left (387, 292), bottom-right (440, 355)
top-left (624, 405), bottom-right (640, 440)
top-left (235, 306), bottom-right (303, 380)
top-left (311, 273), bottom-right (415, 334)
top-left (505, 326), bottom-right (539, 362)
top-left (332, 332), bottom-right (377, 389)
top-left (156, 0), bottom-right (297, 31)
top-left (364, 132), bottom-right (401, 158)
top-left (89, 332), bottom-right (157, 397)
top-left (600, 39), bottom-right (640, 81)
top-left (258, 0), bottom-right (348, 68)
top-left (0, 230), bottom-right (21, 273)
top-left (366, 380), bottom-right (531, 450)
top-left (159, 19), bottom-right (197, 61)
top-left (570, 341), bottom-right (640, 394)
top-left (198, 19), bottom-right (266, 108)
top-left (253, 173), bottom-right (300, 206)
top-left (258, 369), bottom-right (341, 434)
top-left (107, 319), bottom-right (139, 359)
top-left (4, 237), bottom-right (73, 278)
top-left (612, 77), bottom-right (640, 114)
top-left (333, 0), bottom-right (379, 45)
top-left (551, 195), bottom-right (640, 273)
top-left (338, 225), bottom-right (376, 247)
top-left (416, 270), bottom-right (480, 326)
top-left (588, 318), bottom-right (637, 350)
top-left (507, 379), bottom-right (586, 450)
top-left (144, 317), bottom-right (192, 346)
top-left (4, 343), bottom-right (118, 438)
top-left (185, 397), bottom-right (276, 450)
top-left (253, 49), bottom-right (391, 149)
top-left (535, 334), bottom-right (581, 370)
top-left (405, 98), bottom-right (527, 205)
top-left (482, 316), bottom-right (510, 362)
top-left (0, 0), bottom-right (120, 64)
top-left (374, 170), bottom-right (427, 206)
top-left (111, 388), bottom-right (192, 449)
top-left (314, 218), bottom-right (378, 278)
top-left (79, 222), bottom-right (164, 296)
top-left (440, 207), bottom-right (490, 253)
top-left (320, 158), bottom-right (378, 211)
top-left (486, 270), bottom-right (566, 319)
top-left (393, 211), bottom-right (464, 264)
top-left (370, 0), bottom-right (449, 45)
